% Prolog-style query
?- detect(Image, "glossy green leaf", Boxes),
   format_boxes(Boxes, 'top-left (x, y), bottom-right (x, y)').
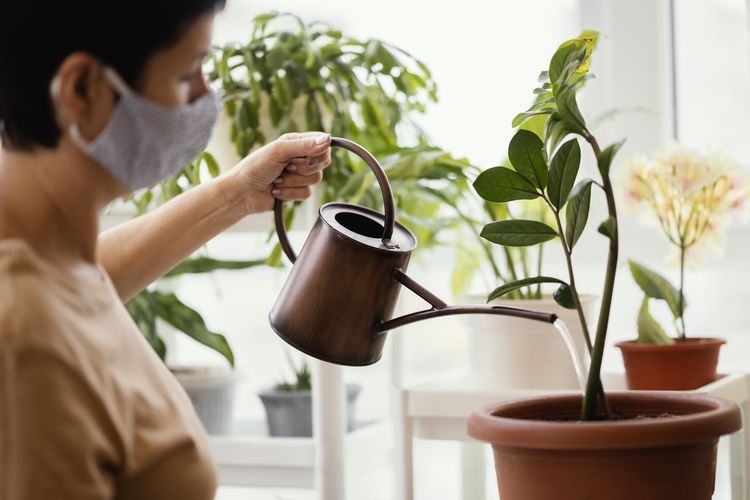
top-left (488, 276), bottom-right (566, 302)
top-left (547, 139), bottom-right (581, 209)
top-left (598, 140), bottom-right (625, 176)
top-left (508, 130), bottom-right (548, 189)
top-left (556, 86), bottom-right (587, 135)
top-left (202, 152), bottom-right (221, 178)
top-left (628, 260), bottom-right (686, 319)
top-left (473, 167), bottom-right (540, 203)
top-left (480, 219), bottom-right (558, 247)
top-left (597, 216), bottom-right (616, 239)
top-left (637, 298), bottom-right (674, 344)
top-left (565, 179), bottom-right (592, 249)
top-left (553, 283), bottom-right (577, 309)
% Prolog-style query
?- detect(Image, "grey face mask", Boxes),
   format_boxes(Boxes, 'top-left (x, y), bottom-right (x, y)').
top-left (52, 67), bottom-right (219, 191)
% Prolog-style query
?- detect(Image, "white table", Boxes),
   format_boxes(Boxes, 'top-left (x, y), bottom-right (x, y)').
top-left (393, 371), bottom-right (750, 500)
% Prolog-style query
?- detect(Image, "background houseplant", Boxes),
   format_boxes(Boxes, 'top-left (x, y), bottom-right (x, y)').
top-left (617, 145), bottom-right (749, 389)
top-left (207, 11), bottom-right (477, 266)
top-left (467, 31), bottom-right (741, 499)
top-left (258, 354), bottom-right (361, 437)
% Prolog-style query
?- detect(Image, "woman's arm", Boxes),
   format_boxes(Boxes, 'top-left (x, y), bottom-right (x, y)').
top-left (99, 133), bottom-right (331, 302)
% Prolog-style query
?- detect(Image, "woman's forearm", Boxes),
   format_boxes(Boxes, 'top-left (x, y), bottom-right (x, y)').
top-left (98, 173), bottom-right (247, 302)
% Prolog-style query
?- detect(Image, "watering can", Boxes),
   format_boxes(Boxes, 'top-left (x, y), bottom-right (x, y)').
top-left (269, 138), bottom-right (557, 366)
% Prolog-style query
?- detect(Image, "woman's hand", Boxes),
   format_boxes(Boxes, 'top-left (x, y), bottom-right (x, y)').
top-left (222, 132), bottom-right (332, 215)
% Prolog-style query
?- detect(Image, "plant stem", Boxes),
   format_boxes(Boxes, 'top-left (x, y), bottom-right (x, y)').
top-left (544, 196), bottom-right (593, 354)
top-left (581, 134), bottom-right (617, 421)
top-left (678, 243), bottom-right (687, 340)
top-left (535, 244), bottom-right (544, 299)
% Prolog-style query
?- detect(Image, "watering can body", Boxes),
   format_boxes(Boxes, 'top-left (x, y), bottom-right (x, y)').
top-left (269, 202), bottom-right (416, 365)
top-left (269, 138), bottom-right (556, 366)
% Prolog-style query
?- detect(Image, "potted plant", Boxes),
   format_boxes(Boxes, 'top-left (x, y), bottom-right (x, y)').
top-left (124, 152), bottom-right (266, 435)
top-left (258, 353), bottom-right (361, 437)
top-left (617, 144), bottom-right (748, 389)
top-left (467, 31), bottom-right (741, 499)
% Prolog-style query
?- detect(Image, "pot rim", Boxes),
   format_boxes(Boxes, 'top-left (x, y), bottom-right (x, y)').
top-left (468, 391), bottom-right (741, 450)
top-left (258, 383), bottom-right (362, 399)
top-left (616, 338), bottom-right (726, 352)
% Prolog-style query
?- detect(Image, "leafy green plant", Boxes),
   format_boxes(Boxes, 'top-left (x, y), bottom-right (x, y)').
top-left (274, 352), bottom-right (312, 392)
top-left (473, 31), bottom-right (624, 420)
top-left (208, 11), bottom-right (476, 262)
top-left (627, 260), bottom-right (683, 344)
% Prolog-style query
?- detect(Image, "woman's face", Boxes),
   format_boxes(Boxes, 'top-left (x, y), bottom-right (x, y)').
top-left (135, 11), bottom-right (214, 106)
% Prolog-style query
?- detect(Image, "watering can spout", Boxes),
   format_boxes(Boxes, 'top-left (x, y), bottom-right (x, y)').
top-left (373, 269), bottom-right (557, 337)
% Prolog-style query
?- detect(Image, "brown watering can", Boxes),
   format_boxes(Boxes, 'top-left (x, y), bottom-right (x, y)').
top-left (269, 137), bottom-right (557, 366)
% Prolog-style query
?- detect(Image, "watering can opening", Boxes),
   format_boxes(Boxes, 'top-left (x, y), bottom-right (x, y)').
top-left (334, 211), bottom-right (383, 238)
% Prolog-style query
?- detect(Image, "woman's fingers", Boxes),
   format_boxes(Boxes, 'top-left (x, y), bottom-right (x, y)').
top-left (269, 133), bottom-right (331, 164)
top-left (284, 151), bottom-right (332, 176)
top-left (274, 170), bottom-right (323, 188)
top-left (271, 186), bottom-right (313, 201)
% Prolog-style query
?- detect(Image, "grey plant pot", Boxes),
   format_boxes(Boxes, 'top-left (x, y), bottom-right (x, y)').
top-left (258, 384), bottom-right (361, 437)
top-left (172, 366), bottom-right (238, 435)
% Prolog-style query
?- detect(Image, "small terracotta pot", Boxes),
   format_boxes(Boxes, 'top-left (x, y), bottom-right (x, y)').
top-left (617, 338), bottom-right (725, 390)
top-left (468, 392), bottom-right (741, 500)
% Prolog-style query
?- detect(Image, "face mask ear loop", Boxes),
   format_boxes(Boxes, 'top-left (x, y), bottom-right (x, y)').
top-left (101, 67), bottom-right (134, 97)
top-left (49, 75), bottom-right (88, 149)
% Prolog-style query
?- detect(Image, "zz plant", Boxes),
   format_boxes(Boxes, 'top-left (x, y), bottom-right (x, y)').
top-left (474, 31), bottom-right (621, 420)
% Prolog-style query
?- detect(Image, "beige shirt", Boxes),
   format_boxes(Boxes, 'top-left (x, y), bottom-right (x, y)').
top-left (0, 240), bottom-right (217, 500)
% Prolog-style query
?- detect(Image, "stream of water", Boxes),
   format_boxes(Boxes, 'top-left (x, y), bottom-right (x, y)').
top-left (553, 318), bottom-right (590, 392)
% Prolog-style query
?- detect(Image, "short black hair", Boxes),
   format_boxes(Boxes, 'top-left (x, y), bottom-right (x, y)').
top-left (0, 0), bottom-right (225, 150)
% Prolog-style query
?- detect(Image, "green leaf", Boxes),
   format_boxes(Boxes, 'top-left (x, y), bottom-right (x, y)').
top-left (507, 130), bottom-right (548, 189)
top-left (151, 291), bottom-right (235, 367)
top-left (628, 260), bottom-right (686, 319)
top-left (553, 283), bottom-right (577, 309)
top-left (473, 167), bottom-right (540, 203)
top-left (597, 140), bottom-right (625, 176)
top-left (565, 179), bottom-right (592, 248)
top-left (549, 43), bottom-right (579, 84)
top-left (201, 152), bottom-right (221, 178)
top-left (166, 257), bottom-right (266, 277)
top-left (637, 298), bottom-right (674, 344)
top-left (511, 109), bottom-right (554, 128)
top-left (488, 276), bottom-right (566, 302)
top-left (546, 139), bottom-right (581, 209)
top-left (480, 219), bottom-right (558, 247)
top-left (125, 292), bottom-right (166, 360)
top-left (597, 216), bottom-right (616, 239)
top-left (556, 86), bottom-right (587, 135)
top-left (565, 179), bottom-right (593, 250)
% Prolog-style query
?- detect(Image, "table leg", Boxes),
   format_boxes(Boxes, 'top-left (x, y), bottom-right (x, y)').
top-left (461, 441), bottom-right (486, 500)
top-left (392, 388), bottom-right (414, 500)
top-left (312, 360), bottom-right (346, 500)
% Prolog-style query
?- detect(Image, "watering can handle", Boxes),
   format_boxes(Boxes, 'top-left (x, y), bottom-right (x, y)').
top-left (274, 137), bottom-right (396, 263)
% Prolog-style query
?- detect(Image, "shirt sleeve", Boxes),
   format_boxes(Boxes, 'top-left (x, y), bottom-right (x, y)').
top-left (0, 345), bottom-right (122, 500)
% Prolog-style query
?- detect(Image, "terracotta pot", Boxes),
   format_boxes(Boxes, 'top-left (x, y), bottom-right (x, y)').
top-left (617, 338), bottom-right (725, 390)
top-left (468, 392), bottom-right (741, 500)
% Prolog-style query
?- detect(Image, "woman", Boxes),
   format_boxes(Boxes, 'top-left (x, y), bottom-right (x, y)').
top-left (0, 1), bottom-right (330, 498)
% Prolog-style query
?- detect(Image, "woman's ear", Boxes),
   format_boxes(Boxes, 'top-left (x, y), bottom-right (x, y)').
top-left (50, 53), bottom-right (115, 142)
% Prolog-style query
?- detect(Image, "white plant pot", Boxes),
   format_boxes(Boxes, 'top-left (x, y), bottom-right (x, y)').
top-left (461, 294), bottom-right (598, 390)
top-left (171, 365), bottom-right (239, 435)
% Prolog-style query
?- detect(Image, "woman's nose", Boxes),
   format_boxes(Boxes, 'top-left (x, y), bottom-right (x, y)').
top-left (189, 69), bottom-right (210, 103)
